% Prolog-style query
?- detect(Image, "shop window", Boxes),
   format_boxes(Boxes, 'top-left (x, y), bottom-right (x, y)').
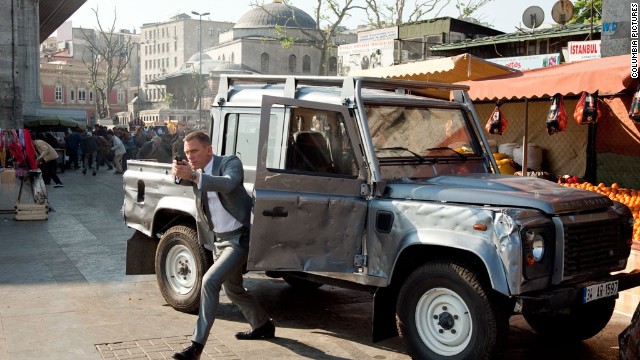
top-left (302, 55), bottom-right (311, 73)
top-left (288, 54), bottom-right (297, 73)
top-left (261, 53), bottom-right (269, 73)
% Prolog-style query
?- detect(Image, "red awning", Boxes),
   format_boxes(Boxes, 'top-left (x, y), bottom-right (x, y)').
top-left (459, 54), bottom-right (638, 101)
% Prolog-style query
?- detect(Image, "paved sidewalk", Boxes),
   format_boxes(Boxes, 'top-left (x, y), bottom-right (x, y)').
top-left (0, 168), bottom-right (409, 360)
top-left (0, 167), bottom-right (634, 360)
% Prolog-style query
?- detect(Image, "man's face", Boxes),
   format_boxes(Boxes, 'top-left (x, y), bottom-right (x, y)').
top-left (184, 138), bottom-right (213, 170)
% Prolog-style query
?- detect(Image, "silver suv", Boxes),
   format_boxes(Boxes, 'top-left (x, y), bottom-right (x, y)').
top-left (123, 75), bottom-right (640, 359)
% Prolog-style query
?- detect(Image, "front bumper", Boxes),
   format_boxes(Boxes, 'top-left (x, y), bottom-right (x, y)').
top-left (519, 269), bottom-right (640, 312)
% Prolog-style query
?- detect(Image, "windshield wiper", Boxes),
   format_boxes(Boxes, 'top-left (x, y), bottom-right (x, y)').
top-left (425, 147), bottom-right (467, 161)
top-left (377, 147), bottom-right (426, 163)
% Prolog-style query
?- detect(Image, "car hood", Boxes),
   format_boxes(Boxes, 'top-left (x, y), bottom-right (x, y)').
top-left (384, 173), bottom-right (613, 214)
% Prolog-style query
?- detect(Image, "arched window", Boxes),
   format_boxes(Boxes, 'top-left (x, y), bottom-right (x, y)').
top-left (261, 53), bottom-right (269, 74)
top-left (329, 56), bottom-right (337, 74)
top-left (288, 54), bottom-right (297, 73)
top-left (302, 55), bottom-right (311, 73)
top-left (231, 52), bottom-right (235, 63)
top-left (222, 54), bottom-right (226, 61)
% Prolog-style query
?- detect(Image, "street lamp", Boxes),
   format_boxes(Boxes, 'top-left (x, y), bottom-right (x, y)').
top-left (191, 10), bottom-right (210, 128)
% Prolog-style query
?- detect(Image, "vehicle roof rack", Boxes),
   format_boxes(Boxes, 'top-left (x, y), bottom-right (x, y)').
top-left (217, 75), bottom-right (469, 103)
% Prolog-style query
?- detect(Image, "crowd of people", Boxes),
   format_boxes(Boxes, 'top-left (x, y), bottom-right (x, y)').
top-left (36, 125), bottom-right (187, 183)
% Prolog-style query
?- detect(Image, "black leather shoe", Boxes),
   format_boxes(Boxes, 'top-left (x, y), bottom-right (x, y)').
top-left (172, 341), bottom-right (203, 360)
top-left (235, 319), bottom-right (275, 340)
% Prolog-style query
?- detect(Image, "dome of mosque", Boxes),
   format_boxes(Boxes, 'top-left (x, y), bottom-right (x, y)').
top-left (187, 52), bottom-right (211, 63)
top-left (234, 0), bottom-right (316, 30)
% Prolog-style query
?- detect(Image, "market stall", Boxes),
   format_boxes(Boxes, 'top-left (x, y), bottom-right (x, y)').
top-left (457, 54), bottom-right (640, 187)
top-left (0, 128), bottom-right (49, 220)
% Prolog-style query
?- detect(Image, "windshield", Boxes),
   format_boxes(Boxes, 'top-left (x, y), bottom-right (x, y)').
top-left (365, 105), bottom-right (477, 158)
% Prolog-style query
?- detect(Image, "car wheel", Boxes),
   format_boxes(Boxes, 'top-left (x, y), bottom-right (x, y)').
top-left (396, 261), bottom-right (507, 360)
top-left (155, 225), bottom-right (212, 314)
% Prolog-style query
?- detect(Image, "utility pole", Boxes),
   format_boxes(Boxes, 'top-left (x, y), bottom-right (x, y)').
top-left (191, 11), bottom-right (210, 129)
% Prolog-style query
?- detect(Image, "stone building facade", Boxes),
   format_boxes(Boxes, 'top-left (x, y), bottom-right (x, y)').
top-left (140, 13), bottom-right (234, 105)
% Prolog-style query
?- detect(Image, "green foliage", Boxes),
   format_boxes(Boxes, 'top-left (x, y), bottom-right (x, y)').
top-left (569, 0), bottom-right (602, 25)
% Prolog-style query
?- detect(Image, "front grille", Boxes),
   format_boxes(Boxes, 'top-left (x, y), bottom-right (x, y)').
top-left (563, 218), bottom-right (628, 277)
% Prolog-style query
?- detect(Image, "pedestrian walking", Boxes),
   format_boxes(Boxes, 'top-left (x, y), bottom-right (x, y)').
top-left (65, 129), bottom-right (82, 169)
top-left (80, 131), bottom-right (99, 176)
top-left (94, 133), bottom-right (113, 171)
top-left (107, 130), bottom-right (126, 174)
top-left (33, 137), bottom-right (64, 187)
top-left (171, 131), bottom-right (275, 360)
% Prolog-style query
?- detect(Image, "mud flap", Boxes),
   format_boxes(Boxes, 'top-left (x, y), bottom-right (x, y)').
top-left (126, 230), bottom-right (157, 275)
top-left (373, 287), bottom-right (399, 342)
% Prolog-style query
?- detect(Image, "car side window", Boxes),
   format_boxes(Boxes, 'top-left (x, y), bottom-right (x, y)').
top-left (223, 113), bottom-right (260, 166)
top-left (278, 108), bottom-right (358, 177)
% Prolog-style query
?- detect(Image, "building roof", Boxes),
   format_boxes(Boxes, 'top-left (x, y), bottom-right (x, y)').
top-left (148, 59), bottom-right (252, 84)
top-left (234, 0), bottom-right (316, 29)
top-left (351, 53), bottom-right (518, 82)
top-left (39, 0), bottom-right (87, 43)
top-left (430, 23), bottom-right (602, 51)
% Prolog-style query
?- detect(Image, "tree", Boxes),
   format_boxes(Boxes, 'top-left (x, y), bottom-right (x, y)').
top-left (364, 0), bottom-right (450, 27)
top-left (80, 7), bottom-right (134, 120)
top-left (252, 0), bottom-right (366, 76)
top-left (568, 0), bottom-right (602, 25)
top-left (363, 0), bottom-right (494, 28)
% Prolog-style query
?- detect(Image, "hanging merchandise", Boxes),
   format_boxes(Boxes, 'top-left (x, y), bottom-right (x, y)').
top-left (629, 83), bottom-right (640, 123)
top-left (546, 93), bottom-right (568, 135)
top-left (485, 101), bottom-right (508, 135)
top-left (573, 91), bottom-right (601, 125)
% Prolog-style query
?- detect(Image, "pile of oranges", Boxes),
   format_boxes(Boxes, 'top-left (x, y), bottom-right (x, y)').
top-left (561, 181), bottom-right (640, 242)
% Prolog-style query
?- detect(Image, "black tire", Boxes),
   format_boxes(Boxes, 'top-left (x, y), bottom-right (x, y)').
top-left (155, 225), bottom-right (212, 314)
top-left (523, 298), bottom-right (616, 341)
top-left (396, 262), bottom-right (508, 360)
top-left (282, 274), bottom-right (323, 290)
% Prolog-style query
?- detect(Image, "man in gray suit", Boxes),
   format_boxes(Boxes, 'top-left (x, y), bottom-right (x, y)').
top-left (171, 131), bottom-right (275, 360)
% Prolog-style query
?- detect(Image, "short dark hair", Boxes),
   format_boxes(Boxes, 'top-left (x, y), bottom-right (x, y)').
top-left (184, 131), bottom-right (211, 146)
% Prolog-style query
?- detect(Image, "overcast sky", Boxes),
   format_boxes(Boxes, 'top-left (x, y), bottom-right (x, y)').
top-left (65, 0), bottom-right (564, 34)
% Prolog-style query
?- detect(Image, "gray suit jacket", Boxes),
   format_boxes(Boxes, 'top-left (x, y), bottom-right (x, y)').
top-left (183, 155), bottom-right (252, 246)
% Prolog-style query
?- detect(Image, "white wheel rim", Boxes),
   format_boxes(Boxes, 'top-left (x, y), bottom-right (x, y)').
top-left (165, 244), bottom-right (197, 295)
top-left (415, 287), bottom-right (472, 356)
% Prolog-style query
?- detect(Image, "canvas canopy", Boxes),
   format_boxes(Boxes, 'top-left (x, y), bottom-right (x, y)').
top-left (459, 54), bottom-right (637, 101)
top-left (350, 53), bottom-right (519, 83)
top-left (23, 115), bottom-right (86, 131)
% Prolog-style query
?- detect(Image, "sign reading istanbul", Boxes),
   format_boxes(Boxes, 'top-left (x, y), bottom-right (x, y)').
top-left (488, 53), bottom-right (561, 71)
top-left (566, 40), bottom-right (601, 62)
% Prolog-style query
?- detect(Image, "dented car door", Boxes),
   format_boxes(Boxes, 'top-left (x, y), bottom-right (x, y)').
top-left (248, 95), bottom-right (368, 273)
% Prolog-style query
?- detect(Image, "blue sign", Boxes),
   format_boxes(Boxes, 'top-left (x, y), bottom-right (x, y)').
top-left (602, 22), bottom-right (617, 35)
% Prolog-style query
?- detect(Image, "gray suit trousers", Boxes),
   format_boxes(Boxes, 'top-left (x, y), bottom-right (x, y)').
top-left (192, 231), bottom-right (270, 345)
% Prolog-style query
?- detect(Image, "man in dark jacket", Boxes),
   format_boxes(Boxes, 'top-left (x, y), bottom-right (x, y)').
top-left (80, 131), bottom-right (99, 176)
top-left (65, 130), bottom-right (82, 169)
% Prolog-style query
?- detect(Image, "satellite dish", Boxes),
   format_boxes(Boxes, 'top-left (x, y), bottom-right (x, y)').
top-left (522, 6), bottom-right (545, 29)
top-left (551, 0), bottom-right (574, 25)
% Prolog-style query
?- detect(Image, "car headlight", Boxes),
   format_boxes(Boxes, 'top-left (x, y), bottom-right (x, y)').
top-left (524, 229), bottom-right (545, 264)
top-left (521, 224), bottom-right (554, 281)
